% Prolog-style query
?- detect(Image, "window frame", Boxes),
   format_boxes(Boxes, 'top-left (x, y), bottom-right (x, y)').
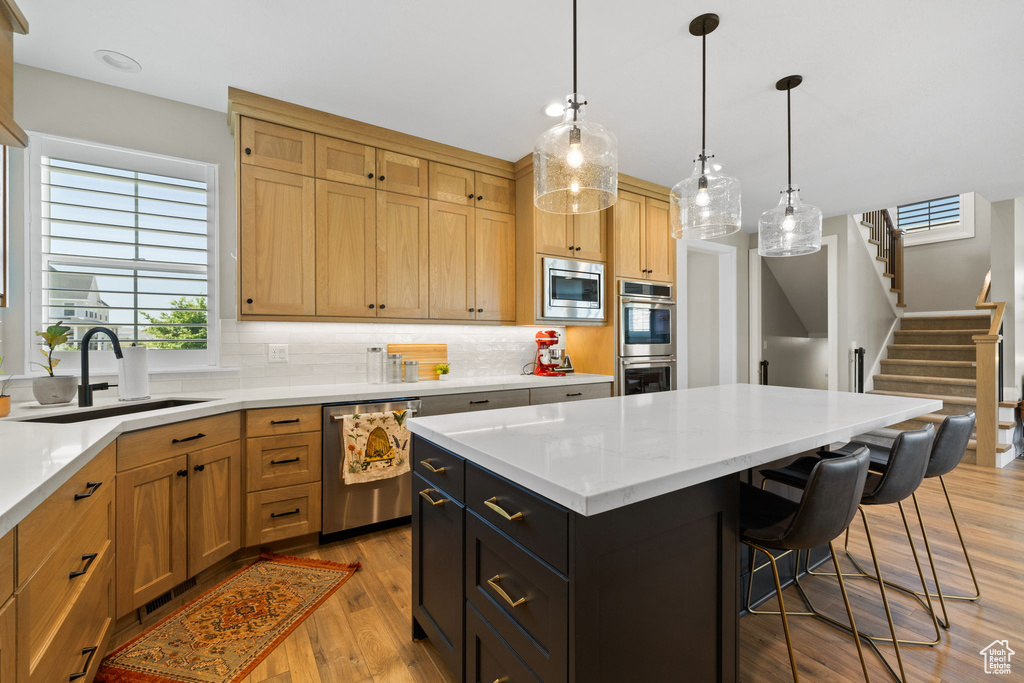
top-left (25, 132), bottom-right (220, 374)
top-left (898, 193), bottom-right (975, 247)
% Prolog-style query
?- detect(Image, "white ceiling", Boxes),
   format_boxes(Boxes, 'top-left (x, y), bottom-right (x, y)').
top-left (13, 0), bottom-right (1024, 232)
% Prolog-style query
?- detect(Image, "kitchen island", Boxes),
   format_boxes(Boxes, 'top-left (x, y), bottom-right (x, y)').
top-left (406, 384), bottom-right (941, 682)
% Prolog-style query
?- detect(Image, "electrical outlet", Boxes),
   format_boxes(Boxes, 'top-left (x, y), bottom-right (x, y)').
top-left (268, 344), bottom-right (289, 363)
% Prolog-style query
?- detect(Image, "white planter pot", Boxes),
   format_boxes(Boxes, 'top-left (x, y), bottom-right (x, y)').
top-left (32, 375), bottom-right (78, 405)
top-left (437, 374), bottom-right (450, 381)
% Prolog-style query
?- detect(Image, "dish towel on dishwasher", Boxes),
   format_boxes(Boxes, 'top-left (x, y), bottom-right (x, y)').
top-left (341, 410), bottom-right (412, 484)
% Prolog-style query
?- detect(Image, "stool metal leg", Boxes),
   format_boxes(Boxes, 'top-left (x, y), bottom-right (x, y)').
top-left (829, 541), bottom-right (872, 683)
top-left (915, 475), bottom-right (982, 602)
top-left (858, 507), bottom-right (909, 682)
top-left (910, 492), bottom-right (950, 629)
top-left (744, 542), bottom-right (800, 682)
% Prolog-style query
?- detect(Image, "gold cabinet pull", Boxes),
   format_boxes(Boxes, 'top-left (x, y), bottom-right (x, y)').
top-left (418, 489), bottom-right (446, 506)
top-left (487, 575), bottom-right (527, 608)
top-left (484, 497), bottom-right (523, 521)
top-left (420, 459), bottom-right (445, 474)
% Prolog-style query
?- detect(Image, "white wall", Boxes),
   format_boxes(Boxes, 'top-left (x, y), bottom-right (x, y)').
top-left (686, 251), bottom-right (719, 388)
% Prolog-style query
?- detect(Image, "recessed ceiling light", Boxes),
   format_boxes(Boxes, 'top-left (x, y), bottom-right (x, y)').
top-left (94, 50), bottom-right (141, 73)
top-left (542, 102), bottom-right (565, 117)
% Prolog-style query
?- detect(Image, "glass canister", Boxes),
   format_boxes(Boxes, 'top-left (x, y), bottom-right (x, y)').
top-left (403, 360), bottom-right (419, 382)
top-left (385, 353), bottom-right (403, 383)
top-left (366, 346), bottom-right (384, 384)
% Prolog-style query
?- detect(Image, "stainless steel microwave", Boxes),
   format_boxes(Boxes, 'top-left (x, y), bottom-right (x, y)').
top-left (542, 257), bottom-right (605, 321)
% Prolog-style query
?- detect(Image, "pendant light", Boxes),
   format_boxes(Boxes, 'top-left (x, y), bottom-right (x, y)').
top-left (533, 0), bottom-right (617, 214)
top-left (671, 13), bottom-right (741, 240)
top-left (758, 75), bottom-right (822, 257)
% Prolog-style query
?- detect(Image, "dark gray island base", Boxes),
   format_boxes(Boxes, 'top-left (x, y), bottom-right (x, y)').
top-left (411, 435), bottom-right (740, 683)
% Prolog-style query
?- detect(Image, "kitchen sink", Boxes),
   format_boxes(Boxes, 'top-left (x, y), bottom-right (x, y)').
top-left (18, 399), bottom-right (210, 424)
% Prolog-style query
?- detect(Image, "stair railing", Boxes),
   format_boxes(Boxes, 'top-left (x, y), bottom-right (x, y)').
top-left (973, 270), bottom-right (1004, 467)
top-left (862, 209), bottom-right (905, 307)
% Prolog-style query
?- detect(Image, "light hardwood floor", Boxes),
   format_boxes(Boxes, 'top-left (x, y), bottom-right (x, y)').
top-left (151, 459), bottom-right (1023, 682)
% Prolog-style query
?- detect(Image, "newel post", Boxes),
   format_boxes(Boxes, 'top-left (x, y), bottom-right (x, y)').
top-left (973, 333), bottom-right (1000, 467)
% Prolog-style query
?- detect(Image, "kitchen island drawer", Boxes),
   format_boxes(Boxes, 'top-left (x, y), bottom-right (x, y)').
top-left (413, 436), bottom-right (465, 502)
top-left (419, 389), bottom-right (529, 417)
top-left (245, 405), bottom-right (320, 438)
top-left (118, 412), bottom-right (241, 471)
top-left (245, 482), bottom-right (321, 545)
top-left (529, 382), bottom-right (612, 405)
top-left (467, 602), bottom-right (542, 683)
top-left (467, 464), bottom-right (568, 574)
top-left (246, 431), bottom-right (322, 491)
top-left (466, 513), bottom-right (567, 683)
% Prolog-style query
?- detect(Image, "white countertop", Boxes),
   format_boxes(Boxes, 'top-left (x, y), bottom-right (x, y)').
top-left (406, 384), bottom-right (943, 516)
top-left (0, 373), bottom-right (611, 536)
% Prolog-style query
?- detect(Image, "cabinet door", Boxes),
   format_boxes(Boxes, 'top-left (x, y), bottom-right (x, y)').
top-left (315, 179), bottom-right (377, 317)
top-left (188, 442), bottom-right (242, 577)
top-left (475, 172), bottom-right (515, 213)
top-left (429, 201), bottom-right (475, 320)
top-left (240, 166), bottom-right (316, 316)
top-left (429, 163), bottom-right (475, 206)
top-left (613, 190), bottom-right (646, 280)
top-left (316, 136), bottom-right (376, 186)
top-left (116, 456), bottom-right (188, 616)
top-left (645, 197), bottom-right (674, 283)
top-left (377, 193), bottom-right (430, 318)
top-left (534, 210), bottom-right (571, 257)
top-left (412, 473), bottom-right (464, 678)
top-left (376, 150), bottom-right (428, 197)
top-left (474, 210), bottom-right (516, 321)
top-left (240, 118), bottom-right (314, 176)
top-left (573, 211), bottom-right (607, 262)
top-left (0, 597), bottom-right (13, 683)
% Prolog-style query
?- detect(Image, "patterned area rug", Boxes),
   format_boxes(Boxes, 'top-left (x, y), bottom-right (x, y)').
top-left (95, 551), bottom-right (359, 683)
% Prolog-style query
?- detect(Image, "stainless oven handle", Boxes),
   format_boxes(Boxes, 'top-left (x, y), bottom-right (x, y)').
top-left (331, 409), bottom-right (418, 422)
top-left (620, 359), bottom-right (676, 366)
top-left (620, 298), bottom-right (676, 306)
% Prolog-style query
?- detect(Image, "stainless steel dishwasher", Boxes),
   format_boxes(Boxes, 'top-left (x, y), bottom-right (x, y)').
top-left (322, 397), bottom-right (421, 535)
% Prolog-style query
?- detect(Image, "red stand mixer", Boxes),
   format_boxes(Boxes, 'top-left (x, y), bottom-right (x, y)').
top-left (533, 330), bottom-right (566, 377)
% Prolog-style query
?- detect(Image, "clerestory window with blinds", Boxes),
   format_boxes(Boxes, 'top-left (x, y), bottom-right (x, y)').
top-left (29, 134), bottom-right (218, 371)
top-left (897, 195), bottom-right (960, 232)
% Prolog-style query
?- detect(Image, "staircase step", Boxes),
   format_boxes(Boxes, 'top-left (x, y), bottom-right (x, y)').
top-left (879, 359), bottom-right (976, 379)
top-left (868, 389), bottom-right (1018, 411)
top-left (894, 329), bottom-right (988, 345)
top-left (900, 315), bottom-right (992, 331)
top-left (885, 411), bottom-right (1013, 431)
top-left (873, 374), bottom-right (976, 398)
top-left (887, 344), bottom-right (975, 362)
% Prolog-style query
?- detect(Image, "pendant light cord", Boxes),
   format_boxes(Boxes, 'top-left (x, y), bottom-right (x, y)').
top-left (786, 86), bottom-right (792, 193)
top-left (572, 0), bottom-right (578, 123)
top-left (701, 32), bottom-right (706, 155)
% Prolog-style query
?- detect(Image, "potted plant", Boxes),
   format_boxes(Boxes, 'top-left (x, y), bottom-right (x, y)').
top-left (434, 362), bottom-right (451, 381)
top-left (31, 322), bottom-right (78, 405)
top-left (0, 355), bottom-right (12, 418)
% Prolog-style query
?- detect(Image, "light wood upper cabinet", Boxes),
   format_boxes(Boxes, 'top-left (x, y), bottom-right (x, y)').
top-left (240, 166), bottom-right (316, 316)
top-left (475, 173), bottom-right (515, 214)
top-left (377, 193), bottom-right (430, 318)
top-left (535, 210), bottom-right (571, 256)
top-left (377, 150), bottom-right (428, 198)
top-left (188, 441), bottom-right (242, 577)
top-left (644, 197), bottom-right (674, 283)
top-left (572, 212), bottom-right (607, 262)
top-left (315, 179), bottom-right (377, 317)
top-left (240, 118), bottom-right (314, 176)
top-left (316, 136), bottom-right (375, 187)
top-left (116, 455), bottom-right (188, 616)
top-left (613, 191), bottom-right (647, 280)
top-left (429, 163), bottom-right (475, 206)
top-left (474, 210), bottom-right (516, 321)
top-left (429, 202), bottom-right (475, 320)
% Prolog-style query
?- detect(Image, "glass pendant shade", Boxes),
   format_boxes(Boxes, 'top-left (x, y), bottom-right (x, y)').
top-left (534, 94), bottom-right (617, 214)
top-left (758, 189), bottom-right (822, 257)
top-left (670, 153), bottom-right (741, 239)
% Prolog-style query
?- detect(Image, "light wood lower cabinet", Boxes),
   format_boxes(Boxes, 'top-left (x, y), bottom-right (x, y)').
top-left (245, 431), bottom-right (321, 492)
top-left (245, 483), bottom-right (321, 546)
top-left (188, 442), bottom-right (242, 577)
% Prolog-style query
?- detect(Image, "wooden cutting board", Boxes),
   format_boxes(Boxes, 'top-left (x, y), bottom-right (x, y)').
top-left (386, 343), bottom-right (448, 381)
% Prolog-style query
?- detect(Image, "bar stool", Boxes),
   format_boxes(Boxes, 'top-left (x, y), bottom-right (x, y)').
top-left (760, 424), bottom-right (937, 683)
top-left (823, 412), bottom-right (978, 629)
top-left (740, 447), bottom-right (872, 682)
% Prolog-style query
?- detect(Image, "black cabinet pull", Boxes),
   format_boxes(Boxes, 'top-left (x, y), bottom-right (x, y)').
top-left (270, 457), bottom-right (301, 465)
top-left (69, 553), bottom-right (99, 579)
top-left (74, 481), bottom-right (102, 501)
top-left (469, 308), bottom-right (476, 312)
top-left (368, 303), bottom-right (375, 309)
top-left (177, 469), bottom-right (188, 477)
top-left (468, 194), bottom-right (474, 199)
top-left (379, 304), bottom-right (386, 310)
top-left (367, 172), bottom-right (375, 178)
top-left (270, 418), bottom-right (301, 425)
top-left (477, 308), bottom-right (484, 312)
top-left (244, 147), bottom-right (252, 155)
top-left (246, 298), bottom-right (254, 304)
top-left (469, 399), bottom-right (490, 405)
top-left (270, 508), bottom-right (301, 518)
top-left (477, 195), bottom-right (483, 200)
top-left (172, 432), bottom-right (206, 444)
top-left (194, 464), bottom-right (206, 472)
top-left (379, 175), bottom-right (385, 181)
top-left (568, 245), bottom-right (575, 250)
top-left (575, 246), bottom-right (581, 251)
top-left (69, 646), bottom-right (99, 681)
top-left (566, 392), bottom-right (583, 397)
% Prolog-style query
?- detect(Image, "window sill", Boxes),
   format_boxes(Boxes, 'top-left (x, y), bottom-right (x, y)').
top-left (4, 366), bottom-right (241, 384)
top-left (903, 223), bottom-right (974, 246)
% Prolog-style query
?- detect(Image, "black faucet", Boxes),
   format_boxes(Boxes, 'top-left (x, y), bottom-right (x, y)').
top-left (79, 327), bottom-right (124, 407)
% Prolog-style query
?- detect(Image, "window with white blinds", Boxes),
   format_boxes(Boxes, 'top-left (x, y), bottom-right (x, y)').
top-left (30, 134), bottom-right (218, 370)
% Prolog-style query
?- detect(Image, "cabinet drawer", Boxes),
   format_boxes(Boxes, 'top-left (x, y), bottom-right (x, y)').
top-left (420, 389), bottom-right (530, 417)
top-left (245, 482), bottom-right (321, 545)
top-left (240, 117), bottom-right (315, 176)
top-left (413, 436), bottom-right (465, 502)
top-left (17, 481), bottom-right (114, 674)
top-left (467, 464), bottom-right (569, 574)
top-left (118, 412), bottom-right (241, 471)
top-left (246, 405), bottom-right (321, 438)
top-left (467, 602), bottom-right (542, 683)
top-left (529, 382), bottom-right (612, 406)
top-left (21, 550), bottom-right (114, 683)
top-left (0, 529), bottom-right (11, 602)
top-left (247, 431), bottom-right (322, 492)
top-left (466, 513), bottom-right (568, 683)
top-left (18, 442), bottom-right (115, 582)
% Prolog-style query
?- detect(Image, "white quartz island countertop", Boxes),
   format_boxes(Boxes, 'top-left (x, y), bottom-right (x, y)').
top-left (0, 373), bottom-right (611, 536)
top-left (406, 384), bottom-right (943, 516)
